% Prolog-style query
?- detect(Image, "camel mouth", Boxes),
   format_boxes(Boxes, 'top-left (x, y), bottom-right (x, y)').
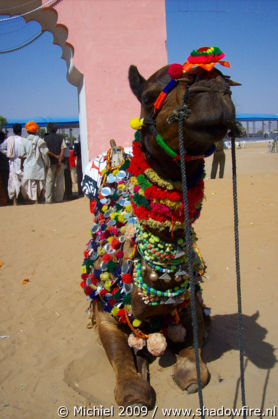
top-left (187, 123), bottom-right (228, 141)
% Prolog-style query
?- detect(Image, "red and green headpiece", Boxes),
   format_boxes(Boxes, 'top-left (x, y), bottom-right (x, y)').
top-left (168, 46), bottom-right (230, 79)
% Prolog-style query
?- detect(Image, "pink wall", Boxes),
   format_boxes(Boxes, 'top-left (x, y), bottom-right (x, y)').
top-left (53, 0), bottom-right (167, 159)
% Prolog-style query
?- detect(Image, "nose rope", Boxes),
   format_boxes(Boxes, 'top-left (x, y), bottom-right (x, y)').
top-left (167, 84), bottom-right (191, 125)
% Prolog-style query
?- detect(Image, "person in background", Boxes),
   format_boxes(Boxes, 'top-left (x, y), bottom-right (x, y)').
top-left (44, 122), bottom-right (66, 203)
top-left (74, 139), bottom-right (83, 196)
top-left (69, 146), bottom-right (78, 194)
top-left (2, 123), bottom-right (25, 205)
top-left (0, 130), bottom-right (9, 205)
top-left (210, 139), bottom-right (226, 179)
top-left (63, 140), bottom-right (73, 200)
top-left (20, 121), bottom-right (50, 203)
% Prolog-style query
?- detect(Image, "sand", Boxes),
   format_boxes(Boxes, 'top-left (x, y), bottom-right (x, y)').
top-left (0, 142), bottom-right (277, 418)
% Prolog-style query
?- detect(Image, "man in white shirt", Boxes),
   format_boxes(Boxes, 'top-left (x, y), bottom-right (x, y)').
top-left (0, 123), bottom-right (25, 205)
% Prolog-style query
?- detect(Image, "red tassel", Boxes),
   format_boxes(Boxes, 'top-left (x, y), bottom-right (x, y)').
top-left (122, 273), bottom-right (132, 284)
top-left (84, 286), bottom-right (92, 296)
top-left (102, 254), bottom-right (113, 263)
top-left (111, 237), bottom-right (121, 249)
top-left (115, 250), bottom-right (124, 259)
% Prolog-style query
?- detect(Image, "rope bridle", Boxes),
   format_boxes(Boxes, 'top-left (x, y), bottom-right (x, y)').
top-left (143, 76), bottom-right (246, 419)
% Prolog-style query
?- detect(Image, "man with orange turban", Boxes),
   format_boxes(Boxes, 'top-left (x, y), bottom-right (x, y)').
top-left (20, 121), bottom-right (50, 203)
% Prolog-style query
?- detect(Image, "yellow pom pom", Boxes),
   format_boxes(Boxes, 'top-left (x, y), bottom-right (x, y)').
top-left (118, 214), bottom-right (125, 223)
top-left (111, 307), bottom-right (120, 316)
top-left (130, 176), bottom-right (138, 186)
top-left (97, 246), bottom-right (105, 256)
top-left (130, 117), bottom-right (144, 130)
top-left (132, 318), bottom-right (142, 327)
top-left (100, 272), bottom-right (109, 281)
top-left (104, 280), bottom-right (112, 291)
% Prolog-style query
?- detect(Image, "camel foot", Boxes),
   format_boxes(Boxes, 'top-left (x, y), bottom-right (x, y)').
top-left (173, 348), bottom-right (210, 392)
top-left (115, 374), bottom-right (155, 409)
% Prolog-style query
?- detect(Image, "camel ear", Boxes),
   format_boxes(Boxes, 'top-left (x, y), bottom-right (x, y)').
top-left (251, 311), bottom-right (260, 321)
top-left (229, 79), bottom-right (242, 86)
top-left (129, 65), bottom-right (146, 102)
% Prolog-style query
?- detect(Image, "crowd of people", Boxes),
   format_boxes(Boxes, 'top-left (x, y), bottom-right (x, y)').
top-left (0, 121), bottom-right (82, 206)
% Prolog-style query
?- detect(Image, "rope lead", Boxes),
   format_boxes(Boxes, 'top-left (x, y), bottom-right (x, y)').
top-left (178, 89), bottom-right (205, 419)
top-left (178, 86), bottom-right (246, 418)
top-left (231, 137), bottom-right (247, 418)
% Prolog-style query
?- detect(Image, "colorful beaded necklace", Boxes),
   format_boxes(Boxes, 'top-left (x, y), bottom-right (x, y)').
top-left (133, 260), bottom-right (189, 306)
top-left (128, 132), bottom-right (205, 233)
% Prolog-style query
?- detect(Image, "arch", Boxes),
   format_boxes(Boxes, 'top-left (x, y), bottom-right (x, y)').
top-left (0, 0), bottom-right (88, 170)
top-left (0, 0), bottom-right (167, 170)
top-left (0, 3), bottom-right (83, 87)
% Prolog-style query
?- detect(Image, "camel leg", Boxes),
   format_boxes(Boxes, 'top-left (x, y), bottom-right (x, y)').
top-left (95, 306), bottom-right (155, 408)
top-left (173, 298), bottom-right (210, 392)
top-left (173, 347), bottom-right (210, 393)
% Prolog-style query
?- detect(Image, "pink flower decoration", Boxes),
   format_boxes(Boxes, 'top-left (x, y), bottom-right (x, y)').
top-left (147, 333), bottom-right (167, 356)
top-left (128, 334), bottom-right (146, 351)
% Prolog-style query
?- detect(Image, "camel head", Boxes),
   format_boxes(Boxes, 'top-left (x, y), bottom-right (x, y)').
top-left (129, 48), bottom-right (240, 178)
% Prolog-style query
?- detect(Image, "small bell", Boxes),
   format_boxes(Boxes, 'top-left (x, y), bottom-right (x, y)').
top-left (141, 261), bottom-right (147, 272)
top-left (150, 270), bottom-right (159, 281)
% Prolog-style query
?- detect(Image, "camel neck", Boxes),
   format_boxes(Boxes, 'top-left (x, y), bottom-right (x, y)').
top-left (128, 134), bottom-right (205, 239)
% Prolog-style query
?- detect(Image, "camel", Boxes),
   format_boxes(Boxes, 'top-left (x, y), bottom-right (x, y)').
top-left (81, 47), bottom-right (239, 408)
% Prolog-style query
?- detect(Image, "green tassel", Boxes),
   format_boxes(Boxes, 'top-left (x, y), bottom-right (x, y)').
top-left (123, 294), bottom-right (131, 305)
top-left (107, 260), bottom-right (117, 273)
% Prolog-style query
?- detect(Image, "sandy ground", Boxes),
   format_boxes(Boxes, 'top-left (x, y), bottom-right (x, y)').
top-left (0, 142), bottom-right (277, 419)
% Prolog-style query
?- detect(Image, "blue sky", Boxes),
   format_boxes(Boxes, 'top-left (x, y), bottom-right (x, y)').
top-left (1, 0), bottom-right (278, 120)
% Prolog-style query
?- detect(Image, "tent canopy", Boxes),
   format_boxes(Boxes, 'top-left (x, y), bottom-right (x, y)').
top-left (4, 116), bottom-right (79, 129)
top-left (236, 114), bottom-right (278, 121)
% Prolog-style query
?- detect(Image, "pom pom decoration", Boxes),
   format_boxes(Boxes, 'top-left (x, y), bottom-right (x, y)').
top-left (167, 324), bottom-right (187, 343)
top-left (128, 333), bottom-right (146, 351)
top-left (110, 237), bottom-right (121, 249)
top-left (146, 332), bottom-right (167, 357)
top-left (183, 46), bottom-right (230, 73)
top-left (168, 63), bottom-right (184, 79)
top-left (122, 273), bottom-right (132, 284)
top-left (102, 254), bottom-right (113, 263)
top-left (130, 117), bottom-right (144, 130)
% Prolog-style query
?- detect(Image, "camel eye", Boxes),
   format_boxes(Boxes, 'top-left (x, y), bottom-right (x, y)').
top-left (142, 90), bottom-right (160, 106)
